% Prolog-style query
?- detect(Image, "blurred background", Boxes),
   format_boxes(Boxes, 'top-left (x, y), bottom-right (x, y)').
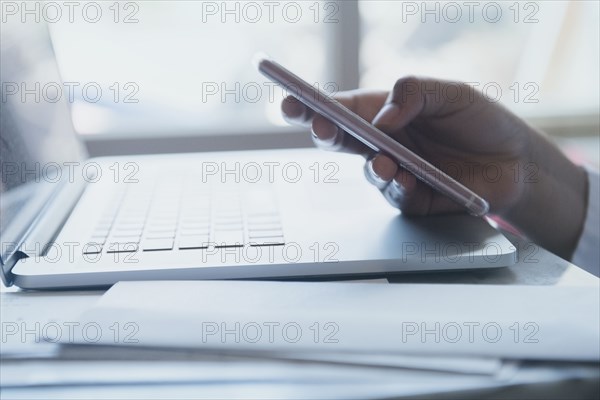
top-left (46, 0), bottom-right (599, 164)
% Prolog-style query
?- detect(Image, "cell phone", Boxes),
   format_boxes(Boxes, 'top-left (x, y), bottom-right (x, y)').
top-left (255, 55), bottom-right (489, 217)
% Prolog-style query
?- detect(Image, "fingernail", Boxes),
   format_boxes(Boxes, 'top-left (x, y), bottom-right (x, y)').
top-left (317, 123), bottom-right (341, 146)
top-left (371, 155), bottom-right (397, 182)
top-left (391, 179), bottom-right (407, 196)
top-left (281, 98), bottom-right (304, 120)
top-left (372, 103), bottom-right (400, 128)
top-left (364, 159), bottom-right (387, 189)
top-left (383, 180), bottom-right (405, 209)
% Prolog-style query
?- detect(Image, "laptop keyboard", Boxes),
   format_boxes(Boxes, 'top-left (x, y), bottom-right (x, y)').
top-left (83, 181), bottom-right (285, 254)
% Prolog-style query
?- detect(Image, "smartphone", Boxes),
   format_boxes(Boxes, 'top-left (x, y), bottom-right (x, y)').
top-left (255, 55), bottom-right (489, 217)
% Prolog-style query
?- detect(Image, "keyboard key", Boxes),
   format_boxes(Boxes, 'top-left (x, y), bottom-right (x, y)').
top-left (180, 228), bottom-right (211, 236)
top-left (247, 223), bottom-right (282, 231)
top-left (213, 231), bottom-right (244, 247)
top-left (246, 214), bottom-right (278, 222)
top-left (118, 208), bottom-right (144, 215)
top-left (95, 222), bottom-right (113, 230)
top-left (179, 235), bottom-right (210, 250)
top-left (183, 214), bottom-right (210, 220)
top-left (147, 226), bottom-right (177, 233)
top-left (116, 218), bottom-right (146, 225)
top-left (214, 224), bottom-right (244, 231)
top-left (114, 223), bottom-right (145, 232)
top-left (215, 210), bottom-right (242, 217)
top-left (112, 230), bottom-right (142, 238)
top-left (145, 232), bottom-right (176, 239)
top-left (92, 228), bottom-right (111, 237)
top-left (181, 220), bottom-right (210, 229)
top-left (147, 219), bottom-right (178, 226)
top-left (106, 242), bottom-right (139, 253)
top-left (180, 228), bottom-right (210, 236)
top-left (148, 214), bottom-right (178, 221)
top-left (107, 236), bottom-right (140, 243)
top-left (215, 216), bottom-right (243, 224)
top-left (87, 235), bottom-right (107, 244)
top-left (83, 243), bottom-right (103, 254)
top-left (249, 237), bottom-right (285, 246)
top-left (142, 238), bottom-right (174, 251)
top-left (248, 229), bottom-right (284, 239)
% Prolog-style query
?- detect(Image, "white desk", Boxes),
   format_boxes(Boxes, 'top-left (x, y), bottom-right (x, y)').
top-left (1, 234), bottom-right (598, 399)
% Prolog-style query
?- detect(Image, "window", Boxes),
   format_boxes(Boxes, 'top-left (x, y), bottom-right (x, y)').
top-left (359, 0), bottom-right (600, 119)
top-left (50, 0), bottom-right (331, 135)
top-left (46, 0), bottom-right (598, 137)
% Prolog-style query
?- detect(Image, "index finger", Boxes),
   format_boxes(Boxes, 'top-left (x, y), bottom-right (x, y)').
top-left (281, 89), bottom-right (388, 128)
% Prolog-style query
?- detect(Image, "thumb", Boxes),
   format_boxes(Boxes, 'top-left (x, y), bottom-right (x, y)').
top-left (371, 77), bottom-right (426, 134)
top-left (372, 102), bottom-right (403, 128)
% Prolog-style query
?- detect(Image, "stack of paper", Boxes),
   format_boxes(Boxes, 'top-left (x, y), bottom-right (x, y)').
top-left (2, 281), bottom-right (599, 399)
top-left (70, 281), bottom-right (599, 361)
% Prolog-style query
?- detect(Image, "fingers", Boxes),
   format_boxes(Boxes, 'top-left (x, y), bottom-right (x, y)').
top-left (363, 154), bottom-right (425, 214)
top-left (364, 157), bottom-right (431, 215)
top-left (363, 154), bottom-right (424, 214)
top-left (281, 89), bottom-right (388, 127)
top-left (371, 77), bottom-right (428, 136)
top-left (364, 77), bottom-right (472, 215)
top-left (363, 154), bottom-right (398, 189)
top-left (282, 90), bottom-right (388, 157)
top-left (281, 96), bottom-right (315, 128)
top-left (372, 76), bottom-right (475, 138)
top-left (281, 80), bottom-right (470, 216)
top-left (311, 115), bottom-right (372, 157)
top-left (389, 175), bottom-right (466, 216)
top-left (365, 156), bottom-right (464, 216)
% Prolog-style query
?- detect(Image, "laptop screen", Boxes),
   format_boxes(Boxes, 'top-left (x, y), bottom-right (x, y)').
top-left (0, 19), bottom-right (86, 265)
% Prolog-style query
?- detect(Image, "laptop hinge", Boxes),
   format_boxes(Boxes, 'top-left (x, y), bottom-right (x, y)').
top-left (17, 177), bottom-right (87, 258)
top-left (0, 251), bottom-right (27, 287)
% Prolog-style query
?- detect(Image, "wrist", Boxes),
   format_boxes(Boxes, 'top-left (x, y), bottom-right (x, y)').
top-left (502, 131), bottom-right (588, 260)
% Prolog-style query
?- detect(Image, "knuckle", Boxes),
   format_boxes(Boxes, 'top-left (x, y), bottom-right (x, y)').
top-left (393, 76), bottom-right (421, 95)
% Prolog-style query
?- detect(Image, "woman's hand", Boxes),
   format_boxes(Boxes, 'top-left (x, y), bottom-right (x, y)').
top-left (281, 77), bottom-right (588, 260)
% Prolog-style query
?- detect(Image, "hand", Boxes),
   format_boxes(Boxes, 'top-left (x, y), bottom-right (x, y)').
top-left (281, 77), bottom-right (588, 260)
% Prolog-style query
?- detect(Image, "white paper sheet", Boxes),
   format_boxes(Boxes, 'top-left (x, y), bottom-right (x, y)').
top-left (0, 290), bottom-right (103, 358)
top-left (74, 281), bottom-right (600, 361)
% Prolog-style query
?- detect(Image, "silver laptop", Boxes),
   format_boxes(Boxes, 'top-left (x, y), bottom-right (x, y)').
top-left (0, 22), bottom-right (516, 289)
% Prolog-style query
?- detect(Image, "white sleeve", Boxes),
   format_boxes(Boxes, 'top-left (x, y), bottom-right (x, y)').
top-left (572, 167), bottom-right (600, 277)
